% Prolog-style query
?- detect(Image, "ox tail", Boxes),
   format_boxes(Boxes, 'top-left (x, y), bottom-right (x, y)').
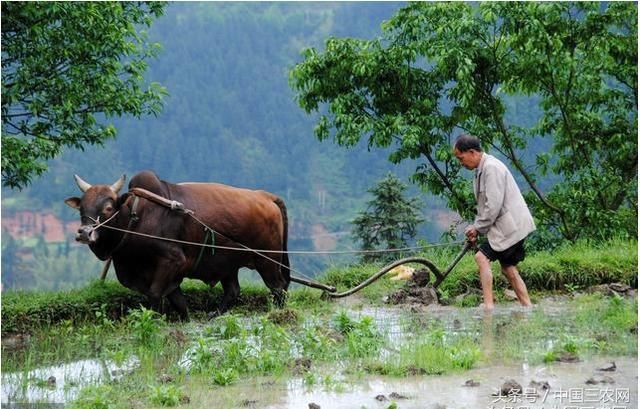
top-left (273, 197), bottom-right (291, 286)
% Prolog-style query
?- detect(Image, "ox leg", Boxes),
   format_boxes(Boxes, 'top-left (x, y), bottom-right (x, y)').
top-left (148, 250), bottom-right (188, 319)
top-left (167, 288), bottom-right (189, 321)
top-left (256, 260), bottom-right (289, 308)
top-left (147, 295), bottom-right (165, 316)
top-left (215, 274), bottom-right (240, 316)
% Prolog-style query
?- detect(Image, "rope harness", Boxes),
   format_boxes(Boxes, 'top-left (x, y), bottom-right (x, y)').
top-left (93, 188), bottom-right (472, 296)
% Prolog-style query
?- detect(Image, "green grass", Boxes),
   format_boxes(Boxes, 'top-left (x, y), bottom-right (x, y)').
top-left (2, 239), bottom-right (636, 336)
top-left (429, 238), bottom-right (637, 297)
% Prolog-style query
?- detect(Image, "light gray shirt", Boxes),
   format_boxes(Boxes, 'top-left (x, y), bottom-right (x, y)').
top-left (472, 153), bottom-right (536, 251)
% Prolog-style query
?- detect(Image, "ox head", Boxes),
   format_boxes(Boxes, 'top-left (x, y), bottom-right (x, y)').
top-left (65, 174), bottom-right (126, 244)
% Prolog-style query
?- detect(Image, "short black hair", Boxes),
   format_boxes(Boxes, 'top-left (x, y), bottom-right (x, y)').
top-left (454, 133), bottom-right (482, 152)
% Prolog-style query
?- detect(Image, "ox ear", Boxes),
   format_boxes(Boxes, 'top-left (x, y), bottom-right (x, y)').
top-left (65, 197), bottom-right (81, 210)
top-left (74, 174), bottom-right (92, 193)
top-left (110, 174), bottom-right (126, 194)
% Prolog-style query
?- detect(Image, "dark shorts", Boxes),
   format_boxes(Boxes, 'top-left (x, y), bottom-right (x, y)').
top-left (479, 239), bottom-right (526, 267)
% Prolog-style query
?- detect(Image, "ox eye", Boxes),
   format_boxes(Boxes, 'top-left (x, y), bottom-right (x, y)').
top-left (104, 205), bottom-right (114, 214)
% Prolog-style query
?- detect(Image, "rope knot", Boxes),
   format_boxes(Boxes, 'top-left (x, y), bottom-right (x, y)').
top-left (169, 200), bottom-right (184, 211)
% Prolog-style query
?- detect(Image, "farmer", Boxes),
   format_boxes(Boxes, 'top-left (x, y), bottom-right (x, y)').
top-left (453, 133), bottom-right (535, 310)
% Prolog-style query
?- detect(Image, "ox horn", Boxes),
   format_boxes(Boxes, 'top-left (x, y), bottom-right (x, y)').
top-left (74, 174), bottom-right (92, 193)
top-left (110, 174), bottom-right (126, 194)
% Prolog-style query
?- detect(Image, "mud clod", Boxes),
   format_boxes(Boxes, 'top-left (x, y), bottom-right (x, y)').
top-left (267, 308), bottom-right (299, 325)
top-left (597, 361), bottom-right (616, 372)
top-left (1, 332), bottom-right (31, 351)
top-left (389, 392), bottom-right (409, 399)
top-left (495, 379), bottom-right (523, 396)
top-left (555, 351), bottom-right (581, 363)
top-left (157, 374), bottom-right (174, 383)
top-left (291, 357), bottom-right (312, 375)
top-left (387, 284), bottom-right (438, 306)
top-left (386, 268), bottom-right (440, 305)
top-left (308, 403), bottom-right (321, 409)
top-left (587, 283), bottom-right (636, 297)
top-left (586, 375), bottom-right (615, 385)
top-left (168, 329), bottom-right (188, 346)
top-left (463, 379), bottom-right (480, 387)
top-left (405, 365), bottom-right (428, 376)
top-left (529, 380), bottom-right (550, 391)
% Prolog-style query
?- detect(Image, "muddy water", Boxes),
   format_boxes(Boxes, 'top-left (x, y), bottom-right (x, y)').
top-left (266, 357), bottom-right (638, 409)
top-left (1, 357), bottom-right (138, 404)
top-left (254, 299), bottom-right (638, 409)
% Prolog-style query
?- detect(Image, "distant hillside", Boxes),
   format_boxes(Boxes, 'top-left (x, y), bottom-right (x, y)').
top-left (4, 2), bottom-right (462, 290)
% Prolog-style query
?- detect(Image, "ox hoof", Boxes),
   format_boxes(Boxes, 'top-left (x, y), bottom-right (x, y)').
top-left (272, 290), bottom-right (289, 308)
top-left (207, 309), bottom-right (223, 320)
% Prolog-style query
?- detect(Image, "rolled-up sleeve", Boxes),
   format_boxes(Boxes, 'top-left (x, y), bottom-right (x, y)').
top-left (473, 165), bottom-right (505, 234)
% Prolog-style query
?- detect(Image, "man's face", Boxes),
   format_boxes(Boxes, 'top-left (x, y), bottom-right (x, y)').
top-left (454, 148), bottom-right (480, 170)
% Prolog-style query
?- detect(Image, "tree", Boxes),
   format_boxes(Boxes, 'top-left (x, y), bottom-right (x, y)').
top-left (1, 230), bottom-right (31, 289)
top-left (1, 2), bottom-right (168, 189)
top-left (290, 2), bottom-right (637, 244)
top-left (352, 173), bottom-right (424, 262)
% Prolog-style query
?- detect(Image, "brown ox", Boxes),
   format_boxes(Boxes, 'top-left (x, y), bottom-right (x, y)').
top-left (65, 170), bottom-right (290, 319)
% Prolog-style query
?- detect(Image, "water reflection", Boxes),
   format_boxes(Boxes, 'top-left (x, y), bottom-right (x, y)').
top-left (1, 357), bottom-right (138, 404)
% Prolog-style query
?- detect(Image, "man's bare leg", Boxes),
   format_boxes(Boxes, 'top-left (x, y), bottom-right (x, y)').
top-left (475, 251), bottom-right (494, 310)
top-left (502, 265), bottom-right (532, 307)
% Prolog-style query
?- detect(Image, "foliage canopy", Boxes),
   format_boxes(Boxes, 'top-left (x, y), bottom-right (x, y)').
top-left (1, 1), bottom-right (167, 189)
top-left (290, 2), bottom-right (638, 244)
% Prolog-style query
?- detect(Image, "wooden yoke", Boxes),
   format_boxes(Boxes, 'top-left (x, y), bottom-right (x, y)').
top-left (129, 187), bottom-right (193, 214)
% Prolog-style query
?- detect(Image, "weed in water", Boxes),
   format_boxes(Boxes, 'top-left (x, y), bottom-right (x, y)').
top-left (455, 293), bottom-right (482, 308)
top-left (390, 333), bottom-right (482, 375)
top-left (561, 335), bottom-right (580, 354)
top-left (302, 371), bottom-right (316, 387)
top-left (331, 311), bottom-right (383, 359)
top-left (69, 384), bottom-right (113, 409)
top-left (448, 341), bottom-right (482, 370)
top-left (94, 303), bottom-right (115, 330)
top-left (148, 384), bottom-right (182, 406)
top-left (296, 323), bottom-right (338, 361)
top-left (322, 374), bottom-right (338, 391)
top-left (543, 351), bottom-right (557, 363)
top-left (108, 349), bottom-right (129, 367)
top-left (332, 310), bottom-right (356, 335)
top-left (186, 336), bottom-right (215, 374)
top-left (345, 318), bottom-right (383, 359)
top-left (212, 368), bottom-right (238, 386)
top-left (127, 306), bottom-right (165, 346)
top-left (564, 283), bottom-right (581, 294)
top-left (213, 314), bottom-right (245, 339)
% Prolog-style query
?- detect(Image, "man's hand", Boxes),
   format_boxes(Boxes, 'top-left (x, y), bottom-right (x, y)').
top-left (464, 225), bottom-right (478, 243)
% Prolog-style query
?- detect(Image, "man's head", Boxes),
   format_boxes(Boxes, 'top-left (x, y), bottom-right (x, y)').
top-left (453, 133), bottom-right (483, 170)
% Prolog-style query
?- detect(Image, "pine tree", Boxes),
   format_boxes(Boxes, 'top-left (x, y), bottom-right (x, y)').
top-left (352, 173), bottom-right (424, 263)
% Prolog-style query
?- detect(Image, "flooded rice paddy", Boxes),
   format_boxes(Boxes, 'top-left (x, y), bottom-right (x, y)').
top-left (216, 357), bottom-right (638, 409)
top-left (2, 296), bottom-right (637, 408)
